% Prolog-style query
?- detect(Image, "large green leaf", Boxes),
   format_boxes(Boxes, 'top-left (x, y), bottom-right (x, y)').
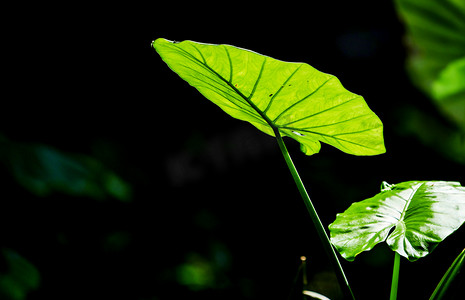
top-left (153, 38), bottom-right (385, 156)
top-left (329, 181), bottom-right (465, 262)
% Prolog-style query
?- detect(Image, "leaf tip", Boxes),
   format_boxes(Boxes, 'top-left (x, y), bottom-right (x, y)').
top-left (151, 38), bottom-right (173, 51)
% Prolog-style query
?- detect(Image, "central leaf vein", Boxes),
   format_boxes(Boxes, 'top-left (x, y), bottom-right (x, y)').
top-left (173, 44), bottom-right (276, 128)
top-left (398, 183), bottom-right (424, 222)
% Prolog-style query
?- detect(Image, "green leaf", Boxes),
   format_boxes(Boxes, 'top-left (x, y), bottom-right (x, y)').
top-left (430, 248), bottom-right (465, 300)
top-left (153, 38), bottom-right (385, 156)
top-left (395, 0), bottom-right (465, 130)
top-left (395, 0), bottom-right (465, 92)
top-left (432, 56), bottom-right (465, 131)
top-left (433, 57), bottom-right (465, 100)
top-left (329, 181), bottom-right (465, 262)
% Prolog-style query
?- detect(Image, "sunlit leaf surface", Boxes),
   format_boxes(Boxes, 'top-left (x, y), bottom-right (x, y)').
top-left (329, 181), bottom-right (465, 261)
top-left (153, 38), bottom-right (385, 156)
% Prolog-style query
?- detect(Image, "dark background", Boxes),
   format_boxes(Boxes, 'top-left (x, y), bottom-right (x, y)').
top-left (2, 1), bottom-right (464, 299)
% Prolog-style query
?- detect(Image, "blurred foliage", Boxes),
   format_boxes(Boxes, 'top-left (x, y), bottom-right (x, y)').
top-left (0, 134), bottom-right (132, 299)
top-left (0, 248), bottom-right (39, 300)
top-left (176, 253), bottom-right (216, 290)
top-left (0, 135), bottom-right (132, 201)
top-left (175, 242), bottom-right (231, 291)
top-left (398, 106), bottom-right (465, 164)
top-left (395, 0), bottom-right (465, 163)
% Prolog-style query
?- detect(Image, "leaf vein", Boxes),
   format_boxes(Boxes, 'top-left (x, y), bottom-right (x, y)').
top-left (280, 126), bottom-right (380, 150)
top-left (332, 127), bottom-right (380, 137)
top-left (190, 44), bottom-right (207, 64)
top-left (263, 64), bottom-right (303, 114)
top-left (297, 114), bottom-right (372, 130)
top-left (223, 46), bottom-right (233, 83)
top-left (273, 76), bottom-right (332, 124)
top-left (280, 95), bottom-right (360, 127)
top-left (248, 57), bottom-right (267, 100)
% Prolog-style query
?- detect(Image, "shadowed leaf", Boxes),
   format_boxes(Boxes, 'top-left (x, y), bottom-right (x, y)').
top-left (329, 181), bottom-right (465, 261)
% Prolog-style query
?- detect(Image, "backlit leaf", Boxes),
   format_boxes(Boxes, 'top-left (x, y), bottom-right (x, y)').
top-left (153, 38), bottom-right (385, 156)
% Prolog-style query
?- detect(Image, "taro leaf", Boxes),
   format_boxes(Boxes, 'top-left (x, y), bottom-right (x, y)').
top-left (329, 181), bottom-right (465, 262)
top-left (153, 38), bottom-right (385, 156)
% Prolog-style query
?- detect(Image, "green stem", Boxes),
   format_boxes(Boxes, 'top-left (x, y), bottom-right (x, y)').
top-left (390, 252), bottom-right (401, 300)
top-left (274, 129), bottom-right (355, 300)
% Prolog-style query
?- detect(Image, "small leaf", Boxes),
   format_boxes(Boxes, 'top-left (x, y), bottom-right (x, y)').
top-left (329, 181), bottom-right (465, 261)
top-left (153, 38), bottom-right (385, 156)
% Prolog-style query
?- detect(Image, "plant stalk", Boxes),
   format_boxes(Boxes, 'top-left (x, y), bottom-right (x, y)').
top-left (274, 130), bottom-right (355, 300)
top-left (390, 252), bottom-right (401, 300)
top-left (429, 248), bottom-right (465, 300)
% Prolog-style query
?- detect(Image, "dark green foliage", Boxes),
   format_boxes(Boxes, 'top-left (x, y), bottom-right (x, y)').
top-left (0, 249), bottom-right (39, 300)
top-left (0, 136), bottom-right (131, 201)
top-left (395, 0), bottom-right (465, 163)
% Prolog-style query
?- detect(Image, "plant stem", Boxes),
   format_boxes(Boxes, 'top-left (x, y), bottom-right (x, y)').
top-left (390, 252), bottom-right (401, 300)
top-left (429, 248), bottom-right (465, 300)
top-left (274, 130), bottom-right (355, 300)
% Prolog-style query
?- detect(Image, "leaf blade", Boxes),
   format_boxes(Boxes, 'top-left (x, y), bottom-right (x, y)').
top-left (329, 181), bottom-right (465, 261)
top-left (153, 38), bottom-right (385, 156)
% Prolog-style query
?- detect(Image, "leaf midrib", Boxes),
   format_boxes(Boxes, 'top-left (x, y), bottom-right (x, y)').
top-left (175, 43), bottom-right (278, 131)
top-left (398, 182), bottom-right (424, 224)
